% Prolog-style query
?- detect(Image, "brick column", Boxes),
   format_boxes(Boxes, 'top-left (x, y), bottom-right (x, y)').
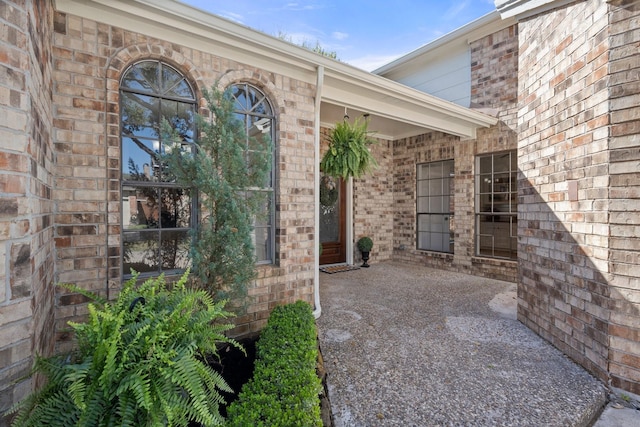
top-left (607, 0), bottom-right (640, 395)
top-left (0, 0), bottom-right (56, 419)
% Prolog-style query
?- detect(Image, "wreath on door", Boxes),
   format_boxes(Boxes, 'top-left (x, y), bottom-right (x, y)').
top-left (319, 175), bottom-right (338, 207)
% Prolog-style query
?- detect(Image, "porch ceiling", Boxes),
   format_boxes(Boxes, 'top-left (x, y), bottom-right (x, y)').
top-left (57, 0), bottom-right (498, 140)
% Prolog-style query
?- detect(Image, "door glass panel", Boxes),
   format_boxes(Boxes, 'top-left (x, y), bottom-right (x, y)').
top-left (320, 175), bottom-right (340, 243)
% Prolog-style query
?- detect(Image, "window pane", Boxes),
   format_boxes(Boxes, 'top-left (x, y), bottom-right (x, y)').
top-left (417, 180), bottom-right (428, 197)
top-left (160, 230), bottom-right (190, 270)
top-left (479, 156), bottom-right (492, 174)
top-left (478, 235), bottom-right (494, 257)
top-left (253, 226), bottom-right (271, 262)
top-left (161, 99), bottom-right (195, 142)
top-left (429, 163), bottom-right (444, 179)
top-left (254, 196), bottom-right (272, 228)
top-left (231, 85), bottom-right (248, 110)
top-left (121, 92), bottom-right (159, 139)
top-left (121, 62), bottom-right (159, 93)
top-left (122, 186), bottom-right (160, 229)
top-left (430, 215), bottom-right (444, 233)
top-left (160, 188), bottom-right (191, 228)
top-left (430, 196), bottom-right (445, 213)
top-left (417, 164), bottom-right (428, 180)
top-left (417, 196), bottom-right (429, 212)
top-left (429, 179), bottom-right (442, 196)
top-left (248, 117), bottom-right (271, 149)
top-left (123, 231), bottom-right (159, 274)
top-left (161, 65), bottom-right (190, 98)
top-left (494, 153), bottom-right (511, 172)
top-left (122, 137), bottom-right (160, 182)
top-left (418, 214), bottom-right (430, 232)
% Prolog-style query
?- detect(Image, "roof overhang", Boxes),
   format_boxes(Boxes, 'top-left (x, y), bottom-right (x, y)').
top-left (494, 0), bottom-right (577, 20)
top-left (373, 11), bottom-right (516, 77)
top-left (56, 0), bottom-right (497, 139)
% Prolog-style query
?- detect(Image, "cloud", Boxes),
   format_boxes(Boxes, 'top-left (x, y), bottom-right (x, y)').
top-left (332, 31), bottom-right (349, 41)
top-left (443, 1), bottom-right (470, 20)
top-left (283, 2), bottom-right (323, 11)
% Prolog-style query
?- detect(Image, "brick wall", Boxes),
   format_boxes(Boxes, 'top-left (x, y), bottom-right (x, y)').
top-left (607, 0), bottom-right (640, 395)
top-left (517, 0), bottom-right (612, 383)
top-left (353, 136), bottom-right (394, 263)
top-left (0, 0), bottom-right (56, 421)
top-left (52, 11), bottom-right (316, 342)
top-left (390, 25), bottom-right (519, 283)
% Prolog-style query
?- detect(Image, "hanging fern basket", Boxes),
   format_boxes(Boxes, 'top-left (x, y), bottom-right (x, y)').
top-left (320, 117), bottom-right (378, 179)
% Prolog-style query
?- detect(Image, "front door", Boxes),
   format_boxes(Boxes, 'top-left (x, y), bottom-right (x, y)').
top-left (319, 174), bottom-right (346, 265)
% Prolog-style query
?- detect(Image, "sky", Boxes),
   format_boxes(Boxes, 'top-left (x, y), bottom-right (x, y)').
top-left (179, 1), bottom-right (497, 71)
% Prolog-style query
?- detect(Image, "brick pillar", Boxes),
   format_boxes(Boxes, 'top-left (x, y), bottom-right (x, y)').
top-left (607, 0), bottom-right (640, 396)
top-left (0, 0), bottom-right (56, 421)
top-left (517, 0), bottom-right (612, 383)
top-left (517, 0), bottom-right (640, 395)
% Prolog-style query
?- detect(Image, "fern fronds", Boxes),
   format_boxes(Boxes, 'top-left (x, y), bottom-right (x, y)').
top-left (11, 269), bottom-right (238, 427)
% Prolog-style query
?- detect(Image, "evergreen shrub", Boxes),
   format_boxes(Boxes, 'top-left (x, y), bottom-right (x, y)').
top-left (226, 300), bottom-right (322, 427)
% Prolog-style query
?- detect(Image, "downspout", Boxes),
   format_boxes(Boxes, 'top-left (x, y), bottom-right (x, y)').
top-left (313, 65), bottom-right (324, 319)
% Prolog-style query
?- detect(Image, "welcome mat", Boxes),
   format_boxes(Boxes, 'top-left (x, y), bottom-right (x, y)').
top-left (320, 264), bottom-right (360, 274)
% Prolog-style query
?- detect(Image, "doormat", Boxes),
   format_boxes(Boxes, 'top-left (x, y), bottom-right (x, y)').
top-left (320, 264), bottom-right (360, 274)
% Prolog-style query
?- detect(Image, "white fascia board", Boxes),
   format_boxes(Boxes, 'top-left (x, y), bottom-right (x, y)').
top-left (494, 0), bottom-right (577, 19)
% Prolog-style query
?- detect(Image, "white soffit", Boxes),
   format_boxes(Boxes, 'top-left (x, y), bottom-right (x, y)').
top-left (56, 0), bottom-right (497, 139)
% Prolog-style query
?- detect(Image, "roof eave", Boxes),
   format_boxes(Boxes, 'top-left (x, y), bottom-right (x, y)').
top-left (56, 0), bottom-right (498, 139)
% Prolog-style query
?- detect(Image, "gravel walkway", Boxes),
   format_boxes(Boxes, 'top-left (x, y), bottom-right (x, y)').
top-left (316, 262), bottom-right (606, 427)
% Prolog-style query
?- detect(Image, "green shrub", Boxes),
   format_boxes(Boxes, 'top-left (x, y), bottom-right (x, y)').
top-left (357, 236), bottom-right (373, 252)
top-left (226, 301), bottom-right (322, 427)
top-left (10, 270), bottom-right (240, 427)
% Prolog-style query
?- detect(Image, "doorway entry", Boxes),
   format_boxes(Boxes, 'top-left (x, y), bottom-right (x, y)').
top-left (319, 174), bottom-right (346, 265)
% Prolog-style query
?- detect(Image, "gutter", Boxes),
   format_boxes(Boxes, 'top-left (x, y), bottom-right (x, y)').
top-left (313, 65), bottom-right (324, 319)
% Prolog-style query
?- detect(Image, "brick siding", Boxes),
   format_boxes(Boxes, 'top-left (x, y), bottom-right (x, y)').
top-left (607, 0), bottom-right (640, 395)
top-left (390, 25), bottom-right (519, 283)
top-left (517, 0), bottom-right (640, 394)
top-left (51, 12), bottom-right (316, 343)
top-left (0, 0), bottom-right (56, 422)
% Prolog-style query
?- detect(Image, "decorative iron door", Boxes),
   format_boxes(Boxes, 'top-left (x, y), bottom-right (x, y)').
top-left (319, 175), bottom-right (346, 265)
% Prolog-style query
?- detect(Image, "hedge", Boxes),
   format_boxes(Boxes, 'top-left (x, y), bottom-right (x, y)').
top-left (226, 300), bottom-right (322, 426)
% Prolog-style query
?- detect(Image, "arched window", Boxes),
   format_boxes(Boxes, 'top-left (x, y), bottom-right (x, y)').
top-left (229, 83), bottom-right (275, 263)
top-left (120, 60), bottom-right (196, 277)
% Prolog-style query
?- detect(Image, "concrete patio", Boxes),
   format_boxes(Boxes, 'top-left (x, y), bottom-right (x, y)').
top-left (316, 262), bottom-right (609, 426)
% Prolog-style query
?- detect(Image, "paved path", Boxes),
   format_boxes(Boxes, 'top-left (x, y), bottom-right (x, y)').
top-left (317, 262), bottom-right (608, 426)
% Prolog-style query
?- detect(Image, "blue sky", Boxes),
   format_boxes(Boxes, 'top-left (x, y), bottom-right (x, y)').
top-left (179, 1), bottom-right (497, 71)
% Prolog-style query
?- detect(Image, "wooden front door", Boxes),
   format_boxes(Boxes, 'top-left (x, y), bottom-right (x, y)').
top-left (319, 175), bottom-right (346, 265)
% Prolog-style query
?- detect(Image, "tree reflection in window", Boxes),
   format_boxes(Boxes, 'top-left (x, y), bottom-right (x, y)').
top-left (120, 61), bottom-right (196, 277)
top-left (229, 83), bottom-right (275, 263)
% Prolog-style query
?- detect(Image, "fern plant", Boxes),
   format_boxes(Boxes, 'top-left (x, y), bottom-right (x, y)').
top-left (320, 117), bottom-right (378, 179)
top-left (10, 270), bottom-right (240, 427)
